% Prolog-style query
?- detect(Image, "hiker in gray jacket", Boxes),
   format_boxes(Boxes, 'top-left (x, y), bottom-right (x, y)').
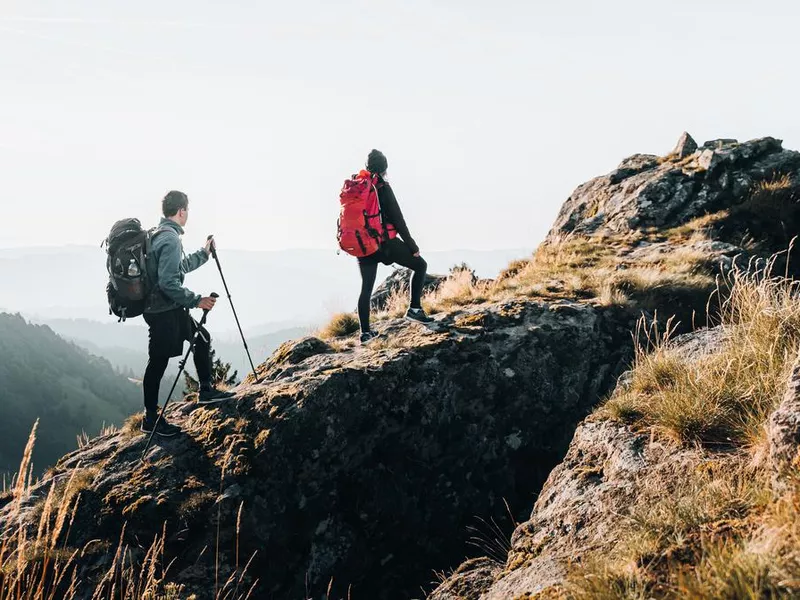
top-left (140, 190), bottom-right (234, 437)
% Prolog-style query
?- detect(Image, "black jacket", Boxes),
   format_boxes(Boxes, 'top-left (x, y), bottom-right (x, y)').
top-left (376, 177), bottom-right (419, 255)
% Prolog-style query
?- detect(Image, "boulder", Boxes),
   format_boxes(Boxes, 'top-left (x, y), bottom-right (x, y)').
top-left (547, 136), bottom-right (800, 238)
top-left (769, 350), bottom-right (800, 494)
top-left (672, 131), bottom-right (698, 158)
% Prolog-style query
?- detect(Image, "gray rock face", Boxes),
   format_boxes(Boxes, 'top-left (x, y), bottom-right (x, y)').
top-left (672, 131), bottom-right (698, 158)
top-left (702, 138), bottom-right (739, 150)
top-left (548, 136), bottom-right (800, 238)
top-left (430, 328), bottom-right (729, 599)
top-left (430, 416), bottom-right (693, 599)
top-left (769, 350), bottom-right (800, 494)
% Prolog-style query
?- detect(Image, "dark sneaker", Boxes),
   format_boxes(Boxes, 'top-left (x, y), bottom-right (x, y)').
top-left (198, 388), bottom-right (235, 405)
top-left (405, 308), bottom-right (434, 324)
top-left (360, 331), bottom-right (381, 345)
top-left (140, 414), bottom-right (180, 437)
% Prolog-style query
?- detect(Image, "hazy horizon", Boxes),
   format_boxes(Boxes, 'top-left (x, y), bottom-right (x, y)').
top-left (4, 0), bottom-right (800, 255)
top-left (0, 245), bottom-right (530, 332)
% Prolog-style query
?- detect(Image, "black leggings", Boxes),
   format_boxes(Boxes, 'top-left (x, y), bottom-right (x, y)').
top-left (358, 238), bottom-right (428, 333)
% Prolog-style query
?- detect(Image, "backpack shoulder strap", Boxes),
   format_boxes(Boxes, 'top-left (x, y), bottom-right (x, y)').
top-left (147, 225), bottom-right (177, 244)
top-left (144, 226), bottom-right (176, 262)
top-left (368, 177), bottom-right (389, 237)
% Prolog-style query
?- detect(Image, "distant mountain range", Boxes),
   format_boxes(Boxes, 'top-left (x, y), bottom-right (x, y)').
top-left (0, 311), bottom-right (303, 475)
top-left (0, 245), bottom-right (530, 335)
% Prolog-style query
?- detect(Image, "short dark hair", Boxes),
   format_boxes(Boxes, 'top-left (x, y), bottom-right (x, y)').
top-left (162, 190), bottom-right (188, 217)
top-left (366, 149), bottom-right (388, 175)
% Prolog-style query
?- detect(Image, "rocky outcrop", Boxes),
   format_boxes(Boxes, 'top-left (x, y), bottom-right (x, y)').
top-left (430, 135), bottom-right (800, 599)
top-left (7, 299), bottom-right (635, 599)
top-left (671, 131), bottom-right (697, 158)
top-left (548, 135), bottom-right (800, 240)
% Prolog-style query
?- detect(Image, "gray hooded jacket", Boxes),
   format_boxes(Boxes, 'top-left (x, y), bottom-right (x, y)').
top-left (144, 218), bottom-right (209, 314)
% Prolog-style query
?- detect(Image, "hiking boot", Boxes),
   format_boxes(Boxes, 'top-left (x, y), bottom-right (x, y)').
top-left (405, 308), bottom-right (434, 324)
top-left (360, 331), bottom-right (381, 345)
top-left (140, 414), bottom-right (180, 437)
top-left (198, 387), bottom-right (236, 405)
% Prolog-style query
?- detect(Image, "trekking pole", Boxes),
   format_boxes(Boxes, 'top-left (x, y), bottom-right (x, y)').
top-left (206, 235), bottom-right (260, 383)
top-left (140, 293), bottom-right (218, 462)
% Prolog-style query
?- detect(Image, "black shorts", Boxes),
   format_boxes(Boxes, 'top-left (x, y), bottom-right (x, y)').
top-left (143, 308), bottom-right (210, 358)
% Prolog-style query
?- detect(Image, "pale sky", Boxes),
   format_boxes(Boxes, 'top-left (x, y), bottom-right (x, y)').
top-left (1, 0), bottom-right (799, 253)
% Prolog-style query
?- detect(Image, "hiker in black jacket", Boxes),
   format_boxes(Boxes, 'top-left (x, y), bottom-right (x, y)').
top-left (358, 149), bottom-right (433, 344)
top-left (140, 191), bottom-right (234, 437)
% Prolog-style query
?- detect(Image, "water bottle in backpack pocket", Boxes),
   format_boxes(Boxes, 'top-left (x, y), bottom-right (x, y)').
top-left (103, 218), bottom-right (161, 322)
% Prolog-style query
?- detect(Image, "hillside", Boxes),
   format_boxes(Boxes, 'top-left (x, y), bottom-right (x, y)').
top-left (3, 134), bottom-right (800, 599)
top-left (0, 314), bottom-right (140, 474)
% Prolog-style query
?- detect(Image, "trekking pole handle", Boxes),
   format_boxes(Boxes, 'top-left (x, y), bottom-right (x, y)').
top-left (200, 292), bottom-right (219, 323)
top-left (207, 234), bottom-right (218, 259)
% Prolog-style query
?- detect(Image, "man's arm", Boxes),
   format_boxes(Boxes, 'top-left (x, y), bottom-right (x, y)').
top-left (380, 183), bottom-right (420, 254)
top-left (156, 234), bottom-right (202, 308)
top-left (181, 246), bottom-right (210, 274)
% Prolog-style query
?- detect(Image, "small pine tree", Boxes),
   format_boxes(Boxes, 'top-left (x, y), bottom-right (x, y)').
top-left (184, 348), bottom-right (239, 392)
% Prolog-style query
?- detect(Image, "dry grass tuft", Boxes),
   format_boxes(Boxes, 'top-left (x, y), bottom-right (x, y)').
top-left (493, 233), bottom-right (715, 316)
top-left (757, 173), bottom-right (793, 193)
top-left (121, 413), bottom-right (144, 440)
top-left (567, 453), bottom-right (783, 597)
top-left (0, 423), bottom-right (258, 599)
top-left (605, 264), bottom-right (800, 446)
top-left (364, 336), bottom-right (409, 351)
top-left (424, 269), bottom-right (490, 313)
top-left (76, 423), bottom-right (119, 449)
top-left (675, 537), bottom-right (784, 599)
top-left (566, 564), bottom-right (652, 600)
top-left (497, 259), bottom-right (531, 282)
top-left (373, 286), bottom-right (411, 320)
top-left (319, 312), bottom-right (360, 339)
top-left (665, 212), bottom-right (728, 242)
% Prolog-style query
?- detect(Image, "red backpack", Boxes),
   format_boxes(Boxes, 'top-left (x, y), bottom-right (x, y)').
top-left (337, 170), bottom-right (396, 257)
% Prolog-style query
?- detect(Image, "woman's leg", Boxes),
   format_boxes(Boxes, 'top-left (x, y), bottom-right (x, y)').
top-left (407, 255), bottom-right (428, 309)
top-left (357, 258), bottom-right (379, 333)
top-left (384, 240), bottom-right (428, 309)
